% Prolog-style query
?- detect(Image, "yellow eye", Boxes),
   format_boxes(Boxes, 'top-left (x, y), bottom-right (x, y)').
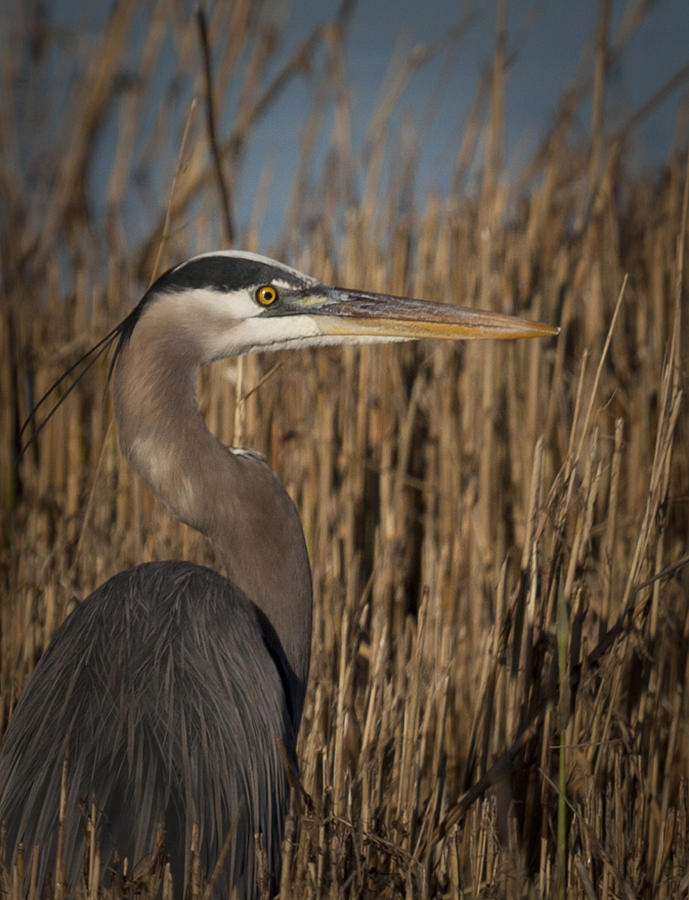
top-left (256, 285), bottom-right (278, 306)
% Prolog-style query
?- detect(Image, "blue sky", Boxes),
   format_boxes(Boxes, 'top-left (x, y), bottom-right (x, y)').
top-left (237, 0), bottom-right (689, 238)
top-left (20, 1), bottom-right (689, 249)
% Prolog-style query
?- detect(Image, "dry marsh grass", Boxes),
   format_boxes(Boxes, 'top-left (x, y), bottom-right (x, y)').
top-left (1, 2), bottom-right (688, 897)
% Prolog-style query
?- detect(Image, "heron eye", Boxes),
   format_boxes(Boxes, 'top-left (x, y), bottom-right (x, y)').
top-left (256, 285), bottom-right (278, 306)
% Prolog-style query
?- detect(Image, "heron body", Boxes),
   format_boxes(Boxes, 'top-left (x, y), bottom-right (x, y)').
top-left (0, 562), bottom-right (294, 895)
top-left (0, 251), bottom-right (557, 896)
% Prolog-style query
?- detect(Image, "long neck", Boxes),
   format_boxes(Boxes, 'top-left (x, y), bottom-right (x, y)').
top-left (112, 309), bottom-right (312, 725)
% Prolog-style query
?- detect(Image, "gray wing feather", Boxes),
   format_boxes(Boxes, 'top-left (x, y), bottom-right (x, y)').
top-left (0, 561), bottom-right (294, 898)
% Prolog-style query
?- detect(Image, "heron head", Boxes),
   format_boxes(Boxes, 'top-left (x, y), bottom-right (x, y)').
top-left (117, 249), bottom-right (558, 365)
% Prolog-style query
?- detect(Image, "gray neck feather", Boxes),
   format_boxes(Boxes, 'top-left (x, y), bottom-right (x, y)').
top-left (112, 304), bottom-right (312, 725)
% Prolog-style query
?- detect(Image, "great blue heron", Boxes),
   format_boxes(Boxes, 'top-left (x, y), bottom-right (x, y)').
top-left (0, 251), bottom-right (557, 896)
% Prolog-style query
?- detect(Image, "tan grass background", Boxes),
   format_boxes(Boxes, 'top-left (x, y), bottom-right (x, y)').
top-left (1, 2), bottom-right (688, 897)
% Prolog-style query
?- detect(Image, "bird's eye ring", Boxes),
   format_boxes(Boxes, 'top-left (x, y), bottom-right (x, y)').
top-left (256, 285), bottom-right (278, 306)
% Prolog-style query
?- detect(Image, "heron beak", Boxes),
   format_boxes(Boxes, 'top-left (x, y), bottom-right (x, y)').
top-left (297, 287), bottom-right (559, 341)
